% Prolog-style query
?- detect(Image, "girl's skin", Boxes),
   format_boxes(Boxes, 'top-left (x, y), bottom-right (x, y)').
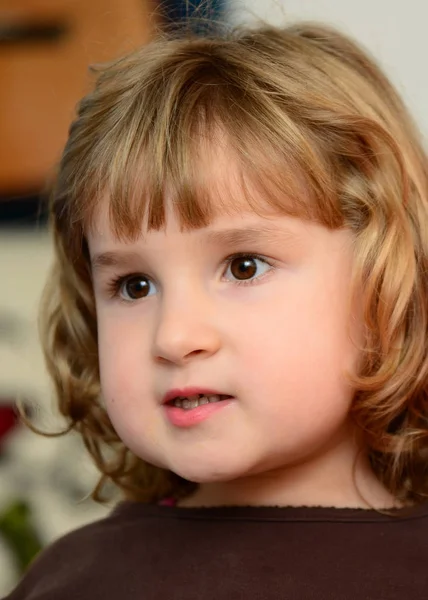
top-left (87, 146), bottom-right (397, 510)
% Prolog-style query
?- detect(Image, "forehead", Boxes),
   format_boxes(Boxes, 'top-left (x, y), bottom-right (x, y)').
top-left (86, 138), bottom-right (312, 244)
top-left (94, 206), bottom-right (291, 244)
top-left (89, 186), bottom-right (281, 245)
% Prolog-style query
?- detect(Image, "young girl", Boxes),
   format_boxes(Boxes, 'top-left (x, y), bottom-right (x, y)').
top-left (5, 19), bottom-right (428, 600)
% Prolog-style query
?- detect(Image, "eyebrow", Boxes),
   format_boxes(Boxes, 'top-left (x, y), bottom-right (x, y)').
top-left (205, 226), bottom-right (298, 247)
top-left (91, 250), bottom-right (144, 273)
top-left (90, 226), bottom-right (299, 273)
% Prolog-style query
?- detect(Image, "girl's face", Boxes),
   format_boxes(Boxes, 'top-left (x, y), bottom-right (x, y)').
top-left (88, 173), bottom-right (362, 493)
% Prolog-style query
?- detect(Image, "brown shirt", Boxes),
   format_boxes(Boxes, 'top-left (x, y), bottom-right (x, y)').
top-left (5, 501), bottom-right (428, 599)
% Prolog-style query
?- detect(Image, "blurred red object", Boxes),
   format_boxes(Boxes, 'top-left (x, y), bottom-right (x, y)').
top-left (0, 404), bottom-right (19, 443)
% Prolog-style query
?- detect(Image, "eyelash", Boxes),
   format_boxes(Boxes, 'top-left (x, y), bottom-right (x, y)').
top-left (105, 252), bottom-right (275, 301)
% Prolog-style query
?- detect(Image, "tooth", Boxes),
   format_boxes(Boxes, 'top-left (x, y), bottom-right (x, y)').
top-left (171, 394), bottom-right (226, 409)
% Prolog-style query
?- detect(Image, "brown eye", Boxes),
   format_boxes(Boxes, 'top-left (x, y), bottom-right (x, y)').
top-left (229, 256), bottom-right (260, 280)
top-left (225, 255), bottom-right (271, 283)
top-left (121, 276), bottom-right (153, 300)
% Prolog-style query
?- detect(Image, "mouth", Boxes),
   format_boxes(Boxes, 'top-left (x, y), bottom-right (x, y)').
top-left (162, 388), bottom-right (235, 427)
top-left (167, 393), bottom-right (233, 410)
top-left (163, 388), bottom-right (234, 410)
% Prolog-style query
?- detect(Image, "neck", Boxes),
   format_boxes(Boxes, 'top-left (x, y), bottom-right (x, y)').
top-left (178, 433), bottom-right (399, 510)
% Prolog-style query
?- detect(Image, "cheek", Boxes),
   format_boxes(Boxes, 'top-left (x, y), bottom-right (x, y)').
top-left (233, 274), bottom-right (359, 410)
top-left (97, 318), bottom-right (159, 458)
top-left (93, 305), bottom-right (162, 467)
top-left (97, 313), bottom-right (150, 404)
top-left (237, 302), bottom-right (357, 458)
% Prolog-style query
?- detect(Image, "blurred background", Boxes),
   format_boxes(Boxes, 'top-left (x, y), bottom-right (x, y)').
top-left (0, 0), bottom-right (426, 594)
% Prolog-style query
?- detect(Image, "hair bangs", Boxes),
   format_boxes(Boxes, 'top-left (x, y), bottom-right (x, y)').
top-left (82, 78), bottom-right (343, 243)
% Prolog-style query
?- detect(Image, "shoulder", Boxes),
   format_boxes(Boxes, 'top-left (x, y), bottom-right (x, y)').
top-left (4, 502), bottom-right (160, 600)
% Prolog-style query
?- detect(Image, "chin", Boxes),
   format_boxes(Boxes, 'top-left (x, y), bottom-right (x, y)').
top-left (169, 455), bottom-right (253, 484)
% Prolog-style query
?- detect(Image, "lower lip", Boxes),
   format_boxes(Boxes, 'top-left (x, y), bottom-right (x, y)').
top-left (163, 399), bottom-right (234, 428)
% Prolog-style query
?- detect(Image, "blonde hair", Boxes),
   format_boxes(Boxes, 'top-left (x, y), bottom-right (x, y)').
top-left (39, 21), bottom-right (428, 505)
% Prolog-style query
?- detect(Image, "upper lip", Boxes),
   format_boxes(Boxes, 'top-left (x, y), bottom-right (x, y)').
top-left (162, 387), bottom-right (233, 405)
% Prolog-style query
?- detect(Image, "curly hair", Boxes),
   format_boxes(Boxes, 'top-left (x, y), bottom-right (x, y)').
top-left (38, 21), bottom-right (428, 505)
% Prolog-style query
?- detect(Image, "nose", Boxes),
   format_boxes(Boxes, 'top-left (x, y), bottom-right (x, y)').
top-left (152, 289), bottom-right (221, 366)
